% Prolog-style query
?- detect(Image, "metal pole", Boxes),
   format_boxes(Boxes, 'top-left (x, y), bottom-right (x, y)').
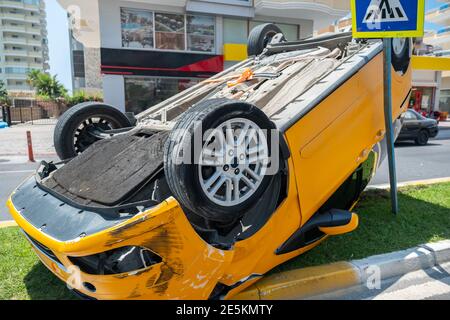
top-left (383, 38), bottom-right (399, 215)
top-left (26, 131), bottom-right (35, 163)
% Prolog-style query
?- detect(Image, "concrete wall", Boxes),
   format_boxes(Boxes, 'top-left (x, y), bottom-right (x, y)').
top-left (103, 75), bottom-right (125, 112)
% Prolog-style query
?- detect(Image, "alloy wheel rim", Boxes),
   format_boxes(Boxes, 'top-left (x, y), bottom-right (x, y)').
top-left (198, 118), bottom-right (269, 207)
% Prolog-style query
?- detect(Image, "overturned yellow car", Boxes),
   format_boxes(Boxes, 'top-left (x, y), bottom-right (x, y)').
top-left (8, 25), bottom-right (412, 300)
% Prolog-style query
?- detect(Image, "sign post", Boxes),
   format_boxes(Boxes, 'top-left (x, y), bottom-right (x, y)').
top-left (351, 0), bottom-right (425, 214)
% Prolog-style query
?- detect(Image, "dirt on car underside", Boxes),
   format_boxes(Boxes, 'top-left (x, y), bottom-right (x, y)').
top-left (42, 129), bottom-right (170, 207)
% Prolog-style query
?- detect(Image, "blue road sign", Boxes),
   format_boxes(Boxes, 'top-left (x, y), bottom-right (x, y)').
top-left (351, 0), bottom-right (425, 38)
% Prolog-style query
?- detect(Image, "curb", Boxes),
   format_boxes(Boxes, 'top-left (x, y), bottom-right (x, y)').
top-left (369, 177), bottom-right (450, 190)
top-left (234, 240), bottom-right (450, 300)
top-left (0, 220), bottom-right (17, 229)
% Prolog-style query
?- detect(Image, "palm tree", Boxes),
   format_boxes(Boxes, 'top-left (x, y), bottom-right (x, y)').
top-left (27, 70), bottom-right (67, 99)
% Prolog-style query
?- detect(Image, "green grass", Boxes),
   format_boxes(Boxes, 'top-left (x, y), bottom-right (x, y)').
top-left (0, 227), bottom-right (75, 300)
top-left (0, 183), bottom-right (449, 299)
top-left (275, 183), bottom-right (450, 272)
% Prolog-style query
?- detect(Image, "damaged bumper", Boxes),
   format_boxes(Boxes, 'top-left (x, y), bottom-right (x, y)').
top-left (8, 176), bottom-right (235, 300)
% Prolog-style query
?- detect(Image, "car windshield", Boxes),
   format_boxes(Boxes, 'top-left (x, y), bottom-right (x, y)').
top-left (408, 110), bottom-right (425, 120)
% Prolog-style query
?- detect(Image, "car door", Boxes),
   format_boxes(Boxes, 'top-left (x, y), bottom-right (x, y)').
top-left (402, 110), bottom-right (421, 138)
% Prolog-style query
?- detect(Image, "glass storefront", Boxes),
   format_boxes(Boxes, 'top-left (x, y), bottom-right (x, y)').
top-left (155, 13), bottom-right (185, 50)
top-left (410, 87), bottom-right (436, 114)
top-left (121, 8), bottom-right (216, 53)
top-left (187, 15), bottom-right (215, 52)
top-left (440, 89), bottom-right (450, 113)
top-left (125, 77), bottom-right (199, 114)
top-left (121, 8), bottom-right (154, 49)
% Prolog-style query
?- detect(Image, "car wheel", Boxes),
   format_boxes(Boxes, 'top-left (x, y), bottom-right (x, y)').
top-left (415, 130), bottom-right (429, 146)
top-left (248, 23), bottom-right (284, 56)
top-left (164, 98), bottom-right (277, 223)
top-left (54, 102), bottom-right (132, 160)
top-left (392, 38), bottom-right (411, 74)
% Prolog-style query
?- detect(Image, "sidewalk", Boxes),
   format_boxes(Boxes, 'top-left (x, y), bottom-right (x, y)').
top-left (235, 240), bottom-right (450, 300)
top-left (0, 124), bottom-right (56, 157)
top-left (440, 120), bottom-right (450, 130)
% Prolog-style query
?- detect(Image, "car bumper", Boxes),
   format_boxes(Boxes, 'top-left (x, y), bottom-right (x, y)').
top-left (430, 127), bottom-right (439, 138)
top-left (7, 176), bottom-right (235, 300)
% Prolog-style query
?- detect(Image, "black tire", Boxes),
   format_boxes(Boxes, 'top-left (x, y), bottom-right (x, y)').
top-left (54, 102), bottom-right (132, 160)
top-left (415, 130), bottom-right (429, 146)
top-left (164, 98), bottom-right (277, 222)
top-left (392, 38), bottom-right (411, 74)
top-left (248, 23), bottom-right (284, 56)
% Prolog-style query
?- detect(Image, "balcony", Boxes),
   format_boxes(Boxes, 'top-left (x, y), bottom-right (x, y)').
top-left (3, 50), bottom-right (43, 58)
top-left (0, 24), bottom-right (42, 35)
top-left (425, 27), bottom-right (450, 46)
top-left (0, 12), bottom-right (41, 23)
top-left (0, 0), bottom-right (41, 12)
top-left (2, 61), bottom-right (42, 69)
top-left (426, 3), bottom-right (450, 26)
top-left (2, 37), bottom-right (43, 46)
top-left (3, 73), bottom-right (28, 80)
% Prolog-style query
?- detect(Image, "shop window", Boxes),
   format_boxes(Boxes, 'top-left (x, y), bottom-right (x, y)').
top-left (223, 18), bottom-right (248, 44)
top-left (125, 77), bottom-right (199, 114)
top-left (187, 15), bottom-right (215, 52)
top-left (121, 8), bottom-right (154, 49)
top-left (440, 89), bottom-right (450, 113)
top-left (155, 13), bottom-right (185, 50)
top-left (410, 87), bottom-right (435, 113)
top-left (120, 8), bottom-right (216, 53)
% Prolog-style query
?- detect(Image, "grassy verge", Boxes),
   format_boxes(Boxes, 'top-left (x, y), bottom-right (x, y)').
top-left (0, 227), bottom-right (75, 300)
top-left (275, 182), bottom-right (450, 272)
top-left (0, 183), bottom-right (449, 299)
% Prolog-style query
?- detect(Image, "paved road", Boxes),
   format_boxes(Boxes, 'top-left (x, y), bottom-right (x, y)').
top-left (371, 129), bottom-right (450, 185)
top-left (311, 262), bottom-right (450, 300)
top-left (1, 130), bottom-right (449, 222)
top-left (0, 156), bottom-right (58, 221)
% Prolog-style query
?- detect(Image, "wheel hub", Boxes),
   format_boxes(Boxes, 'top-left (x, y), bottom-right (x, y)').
top-left (74, 118), bottom-right (113, 154)
top-left (198, 118), bottom-right (269, 207)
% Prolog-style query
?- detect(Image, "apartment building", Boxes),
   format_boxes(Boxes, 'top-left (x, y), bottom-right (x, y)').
top-left (57, 0), bottom-right (349, 114)
top-left (0, 0), bottom-right (49, 93)
top-left (424, 1), bottom-right (450, 113)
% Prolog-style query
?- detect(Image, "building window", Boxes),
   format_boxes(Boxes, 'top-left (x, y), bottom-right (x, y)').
top-left (187, 15), bottom-right (215, 52)
top-left (120, 8), bottom-right (216, 53)
top-left (155, 13), bottom-right (185, 50)
top-left (223, 18), bottom-right (248, 44)
top-left (125, 77), bottom-right (199, 114)
top-left (5, 67), bottom-right (30, 74)
top-left (121, 8), bottom-right (154, 49)
top-left (72, 50), bottom-right (85, 78)
top-left (440, 89), bottom-right (450, 113)
top-left (410, 87), bottom-right (436, 113)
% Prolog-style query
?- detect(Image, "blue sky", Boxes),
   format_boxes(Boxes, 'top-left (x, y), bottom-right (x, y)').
top-left (46, 0), bottom-right (71, 92)
top-left (45, 0), bottom-right (447, 94)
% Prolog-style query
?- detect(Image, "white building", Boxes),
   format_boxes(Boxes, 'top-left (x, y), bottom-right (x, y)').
top-left (0, 0), bottom-right (49, 93)
top-left (57, 0), bottom-right (349, 114)
top-left (424, 1), bottom-right (450, 114)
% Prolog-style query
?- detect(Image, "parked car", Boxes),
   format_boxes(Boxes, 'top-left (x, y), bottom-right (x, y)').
top-left (7, 26), bottom-right (413, 300)
top-left (397, 109), bottom-right (439, 146)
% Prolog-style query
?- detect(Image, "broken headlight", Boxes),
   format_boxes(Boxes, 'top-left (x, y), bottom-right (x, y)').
top-left (69, 246), bottom-right (162, 275)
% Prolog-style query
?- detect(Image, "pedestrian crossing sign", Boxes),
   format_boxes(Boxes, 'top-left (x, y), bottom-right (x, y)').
top-left (351, 0), bottom-right (425, 38)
